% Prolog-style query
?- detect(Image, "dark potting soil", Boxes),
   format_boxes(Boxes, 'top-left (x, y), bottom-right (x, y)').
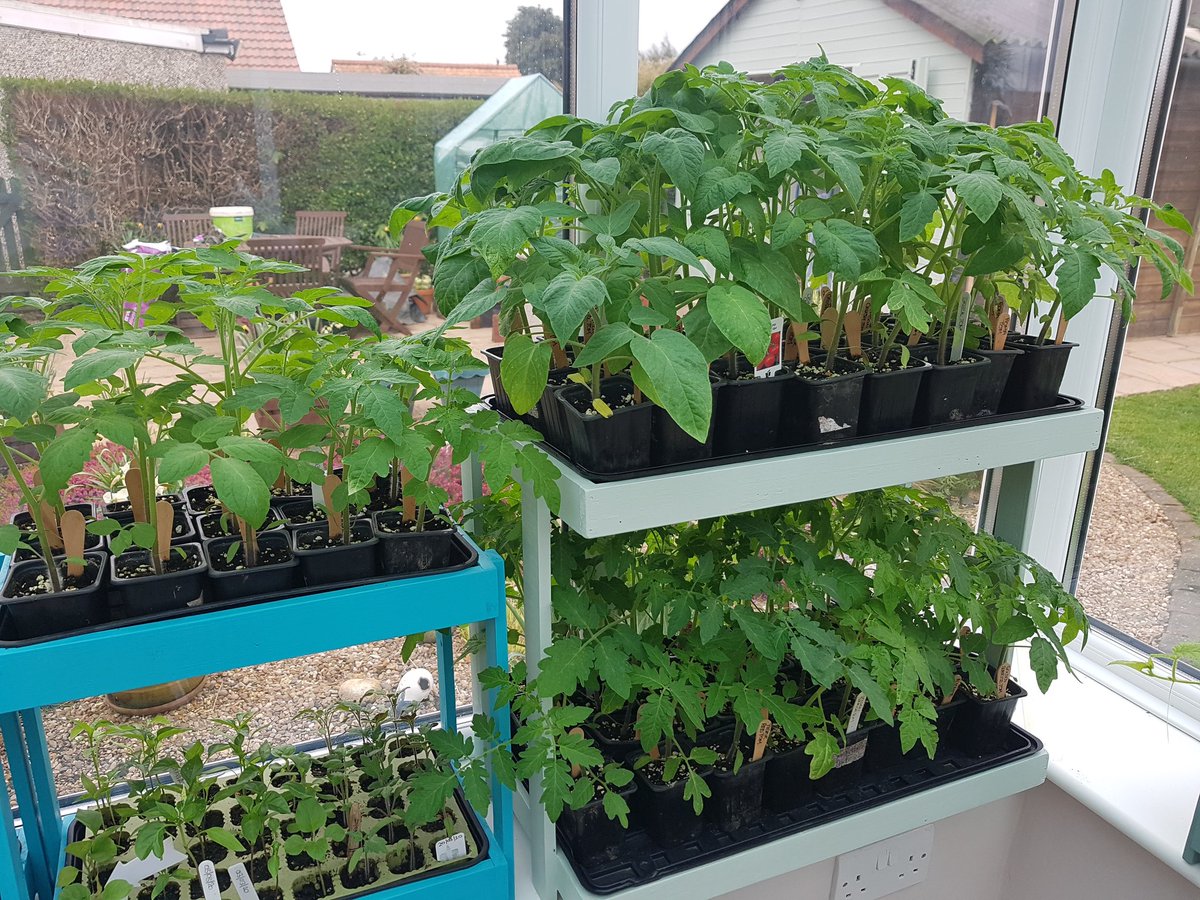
top-left (187, 867), bottom-right (230, 898)
top-left (293, 873), bottom-right (335, 900)
top-left (107, 494), bottom-right (180, 514)
top-left (295, 528), bottom-right (370, 551)
top-left (338, 859), bottom-right (381, 890)
top-left (201, 809), bottom-right (225, 829)
top-left (387, 844), bottom-right (426, 876)
top-left (138, 882), bottom-right (180, 900)
top-left (4, 559), bottom-right (100, 598)
top-left (767, 731), bottom-right (804, 753)
top-left (187, 486), bottom-right (220, 512)
top-left (593, 717), bottom-right (636, 742)
top-left (567, 386), bottom-right (640, 417)
top-left (256, 889), bottom-right (284, 900)
top-left (199, 511), bottom-right (282, 538)
top-left (373, 516), bottom-right (452, 536)
top-left (114, 547), bottom-right (203, 580)
top-left (639, 759), bottom-right (690, 788)
top-left (286, 507), bottom-right (327, 526)
top-left (869, 354), bottom-right (925, 373)
top-left (287, 852), bottom-right (320, 872)
top-left (210, 541), bottom-right (293, 572)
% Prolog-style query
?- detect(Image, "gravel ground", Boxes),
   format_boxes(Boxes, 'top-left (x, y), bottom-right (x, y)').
top-left (19, 633), bottom-right (476, 798)
top-left (1075, 458), bottom-right (1178, 647)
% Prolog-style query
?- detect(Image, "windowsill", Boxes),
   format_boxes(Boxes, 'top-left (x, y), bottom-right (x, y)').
top-left (1012, 647), bottom-right (1200, 888)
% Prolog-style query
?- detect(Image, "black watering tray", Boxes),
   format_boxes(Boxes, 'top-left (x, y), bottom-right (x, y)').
top-left (0, 532), bottom-right (479, 648)
top-left (559, 724), bottom-right (1043, 894)
top-left (489, 395), bottom-right (1083, 483)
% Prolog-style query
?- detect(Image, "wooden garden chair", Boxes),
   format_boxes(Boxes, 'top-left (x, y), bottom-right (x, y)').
top-left (244, 235), bottom-right (328, 297)
top-left (341, 245), bottom-right (420, 334)
top-left (163, 212), bottom-right (212, 248)
top-left (295, 211), bottom-right (349, 270)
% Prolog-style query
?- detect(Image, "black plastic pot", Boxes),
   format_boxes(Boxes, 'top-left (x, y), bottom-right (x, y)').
top-left (762, 737), bottom-right (815, 813)
top-left (293, 518), bottom-right (378, 587)
top-left (557, 376), bottom-right (653, 474)
top-left (108, 543), bottom-right (206, 617)
top-left (0, 552), bottom-right (109, 639)
top-left (970, 346), bottom-right (1022, 418)
top-left (585, 719), bottom-right (642, 764)
top-left (529, 367), bottom-right (577, 453)
top-left (102, 494), bottom-right (183, 525)
top-left (12, 502), bottom-right (94, 532)
top-left (651, 377), bottom-right (718, 466)
top-left (1000, 336), bottom-right (1077, 412)
top-left (167, 507), bottom-right (197, 546)
top-left (630, 759), bottom-right (708, 849)
top-left (372, 511), bottom-right (460, 575)
top-left (912, 351), bottom-right (990, 426)
top-left (814, 722), bottom-right (877, 797)
top-left (183, 484), bottom-right (221, 517)
top-left (862, 695), bottom-right (967, 773)
top-left (195, 510), bottom-right (284, 542)
top-left (560, 784), bottom-right (638, 866)
top-left (710, 356), bottom-right (789, 455)
top-left (779, 354), bottom-right (867, 446)
top-left (202, 531), bottom-right (298, 602)
top-left (858, 355), bottom-right (930, 435)
top-left (15, 531), bottom-right (102, 562)
top-left (484, 346), bottom-right (515, 418)
top-left (948, 679), bottom-right (1028, 757)
top-left (277, 497), bottom-right (328, 530)
top-left (706, 755), bottom-right (768, 833)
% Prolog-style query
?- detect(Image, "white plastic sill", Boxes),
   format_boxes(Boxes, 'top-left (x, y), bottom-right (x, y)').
top-left (1012, 648), bottom-right (1200, 888)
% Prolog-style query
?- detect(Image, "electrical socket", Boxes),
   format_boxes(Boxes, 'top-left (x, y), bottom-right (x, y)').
top-left (830, 825), bottom-right (935, 900)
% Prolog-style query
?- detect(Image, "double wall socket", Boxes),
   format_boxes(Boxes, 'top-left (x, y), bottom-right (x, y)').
top-left (830, 825), bottom-right (935, 900)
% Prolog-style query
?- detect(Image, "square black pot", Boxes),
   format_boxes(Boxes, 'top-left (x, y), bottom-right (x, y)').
top-left (710, 356), bottom-right (790, 454)
top-left (912, 351), bottom-right (990, 426)
top-left (947, 679), bottom-right (1028, 757)
top-left (202, 531), bottom-right (298, 602)
top-left (15, 531), bottom-right (102, 562)
top-left (0, 552), bottom-right (109, 639)
top-left (183, 484), bottom-right (221, 517)
top-left (630, 758), bottom-right (708, 849)
top-left (585, 718), bottom-right (642, 764)
top-left (780, 354), bottom-right (867, 446)
top-left (1000, 336), bottom-right (1077, 412)
top-left (969, 346), bottom-right (1023, 417)
top-left (557, 376), bottom-right (653, 474)
top-left (277, 497), bottom-right (328, 530)
top-left (195, 510), bottom-right (285, 542)
top-left (102, 494), bottom-right (183, 524)
top-left (12, 502), bottom-right (95, 532)
top-left (559, 783), bottom-right (638, 866)
top-left (293, 518), bottom-right (379, 587)
top-left (813, 722), bottom-right (878, 797)
top-left (705, 754), bottom-right (768, 833)
top-left (108, 543), bottom-right (207, 617)
top-left (372, 511), bottom-right (461, 575)
top-left (762, 737), bottom-right (815, 813)
top-left (650, 377), bottom-right (718, 466)
top-left (862, 694), bottom-right (967, 773)
top-left (858, 355), bottom-right (930, 435)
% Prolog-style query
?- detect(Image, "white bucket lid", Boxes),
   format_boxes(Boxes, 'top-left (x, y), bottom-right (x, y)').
top-left (209, 206), bottom-right (253, 217)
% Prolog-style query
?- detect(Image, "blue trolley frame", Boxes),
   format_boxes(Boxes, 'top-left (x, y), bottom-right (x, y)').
top-left (0, 539), bottom-right (513, 900)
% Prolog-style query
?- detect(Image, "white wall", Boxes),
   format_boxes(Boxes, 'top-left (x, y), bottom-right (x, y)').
top-left (688, 0), bottom-right (975, 121)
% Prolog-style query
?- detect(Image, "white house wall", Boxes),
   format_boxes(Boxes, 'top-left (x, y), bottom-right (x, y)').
top-left (688, 0), bottom-right (975, 121)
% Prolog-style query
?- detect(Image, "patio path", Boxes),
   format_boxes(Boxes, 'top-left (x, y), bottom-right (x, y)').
top-left (1117, 332), bottom-right (1200, 395)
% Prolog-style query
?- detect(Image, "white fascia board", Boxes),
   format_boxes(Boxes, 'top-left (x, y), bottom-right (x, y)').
top-left (0, 0), bottom-right (207, 53)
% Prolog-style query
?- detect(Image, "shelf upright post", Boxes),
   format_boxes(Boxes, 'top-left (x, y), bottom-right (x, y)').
top-left (0, 710), bottom-right (56, 900)
top-left (0, 718), bottom-right (34, 900)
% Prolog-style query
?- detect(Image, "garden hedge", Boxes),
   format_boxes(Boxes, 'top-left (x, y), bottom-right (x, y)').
top-left (0, 78), bottom-right (479, 265)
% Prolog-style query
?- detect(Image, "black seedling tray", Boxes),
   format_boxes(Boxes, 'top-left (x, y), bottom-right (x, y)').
top-left (488, 395), bottom-right (1082, 483)
top-left (0, 531), bottom-right (478, 647)
top-left (560, 724), bottom-right (1042, 894)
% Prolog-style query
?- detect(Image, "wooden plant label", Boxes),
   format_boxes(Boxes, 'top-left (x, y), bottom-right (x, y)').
top-left (583, 313), bottom-right (597, 343)
top-left (846, 692), bottom-right (867, 733)
top-left (634, 703), bottom-right (661, 761)
top-left (549, 340), bottom-right (569, 368)
top-left (198, 860), bottom-right (221, 900)
top-left (941, 674), bottom-right (963, 706)
top-left (228, 863), bottom-right (260, 900)
top-left (400, 466), bottom-right (417, 523)
top-left (324, 474), bottom-right (343, 540)
top-left (990, 309), bottom-right (1011, 351)
top-left (38, 501), bottom-right (63, 549)
top-left (907, 329), bottom-right (924, 347)
top-left (61, 509), bottom-right (86, 578)
top-left (268, 440), bottom-right (289, 491)
top-left (347, 802), bottom-right (364, 854)
top-left (752, 710), bottom-right (772, 762)
top-left (568, 727), bottom-right (585, 778)
top-left (996, 662), bottom-right (1012, 699)
top-left (844, 310), bottom-right (864, 358)
top-left (125, 469), bottom-right (147, 523)
top-left (819, 307), bottom-right (838, 351)
top-left (1055, 316), bottom-right (1068, 345)
top-left (155, 500), bottom-right (174, 562)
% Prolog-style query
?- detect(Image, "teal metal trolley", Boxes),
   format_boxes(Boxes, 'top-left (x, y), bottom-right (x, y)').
top-left (0, 538), bottom-right (513, 900)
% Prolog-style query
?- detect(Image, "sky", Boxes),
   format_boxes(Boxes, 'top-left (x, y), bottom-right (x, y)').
top-left (280, 1), bottom-right (728, 72)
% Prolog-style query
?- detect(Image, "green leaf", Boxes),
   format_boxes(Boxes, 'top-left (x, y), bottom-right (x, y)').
top-left (499, 333), bottom-right (553, 415)
top-left (682, 299), bottom-right (733, 362)
top-left (899, 192), bottom-right (938, 240)
top-left (698, 596), bottom-right (725, 643)
top-left (1056, 245), bottom-right (1101, 319)
top-left (806, 730), bottom-right (838, 779)
top-left (158, 443), bottom-right (209, 484)
top-left (706, 282), bottom-right (772, 364)
top-left (63, 349), bottom-right (143, 390)
top-left (684, 226), bottom-right (731, 272)
top-left (991, 614), bottom-right (1037, 645)
top-left (536, 636), bottom-right (594, 698)
top-left (1154, 202), bottom-right (1193, 235)
top-left (192, 416), bottom-right (239, 443)
top-left (964, 234), bottom-right (1026, 276)
top-left (39, 426), bottom-right (94, 495)
top-left (764, 127), bottom-right (811, 177)
top-left (294, 797), bottom-right (327, 835)
top-left (824, 148), bottom-right (864, 202)
top-left (1029, 636), bottom-right (1059, 692)
top-left (101, 882), bottom-right (133, 900)
top-left (954, 171), bottom-right (1004, 223)
top-left (580, 200), bottom-right (640, 238)
top-left (771, 209), bottom-right (808, 249)
top-left (693, 166), bottom-right (754, 217)
top-left (471, 207), bottom-right (543, 277)
top-left (581, 157), bottom-right (620, 186)
top-left (442, 278), bottom-right (506, 328)
top-left (812, 220), bottom-right (879, 280)
top-left (629, 330), bottom-right (712, 442)
top-left (205, 826), bottom-right (245, 854)
top-left (209, 456), bottom-right (270, 529)
top-left (540, 272), bottom-right (608, 345)
top-left (601, 787), bottom-right (630, 826)
top-left (574, 324), bottom-right (636, 369)
top-left (594, 637), bottom-right (632, 700)
top-left (625, 236), bottom-right (705, 271)
top-left (0, 366), bottom-right (45, 420)
top-left (730, 242), bottom-right (808, 320)
top-left (886, 275), bottom-right (939, 335)
top-left (642, 129), bottom-right (705, 193)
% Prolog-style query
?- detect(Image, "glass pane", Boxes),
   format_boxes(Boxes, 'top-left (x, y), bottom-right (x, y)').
top-left (1073, 4), bottom-right (1200, 656)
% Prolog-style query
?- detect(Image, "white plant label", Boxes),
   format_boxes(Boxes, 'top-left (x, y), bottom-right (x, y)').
top-left (199, 860), bottom-right (221, 900)
top-left (107, 841), bottom-right (187, 888)
top-left (846, 692), bottom-right (867, 732)
top-left (834, 737), bottom-right (867, 769)
top-left (435, 831), bottom-right (468, 862)
top-left (229, 862), bottom-right (260, 900)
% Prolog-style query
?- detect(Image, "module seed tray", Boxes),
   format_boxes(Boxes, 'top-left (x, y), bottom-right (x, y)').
top-left (558, 724), bottom-right (1042, 894)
